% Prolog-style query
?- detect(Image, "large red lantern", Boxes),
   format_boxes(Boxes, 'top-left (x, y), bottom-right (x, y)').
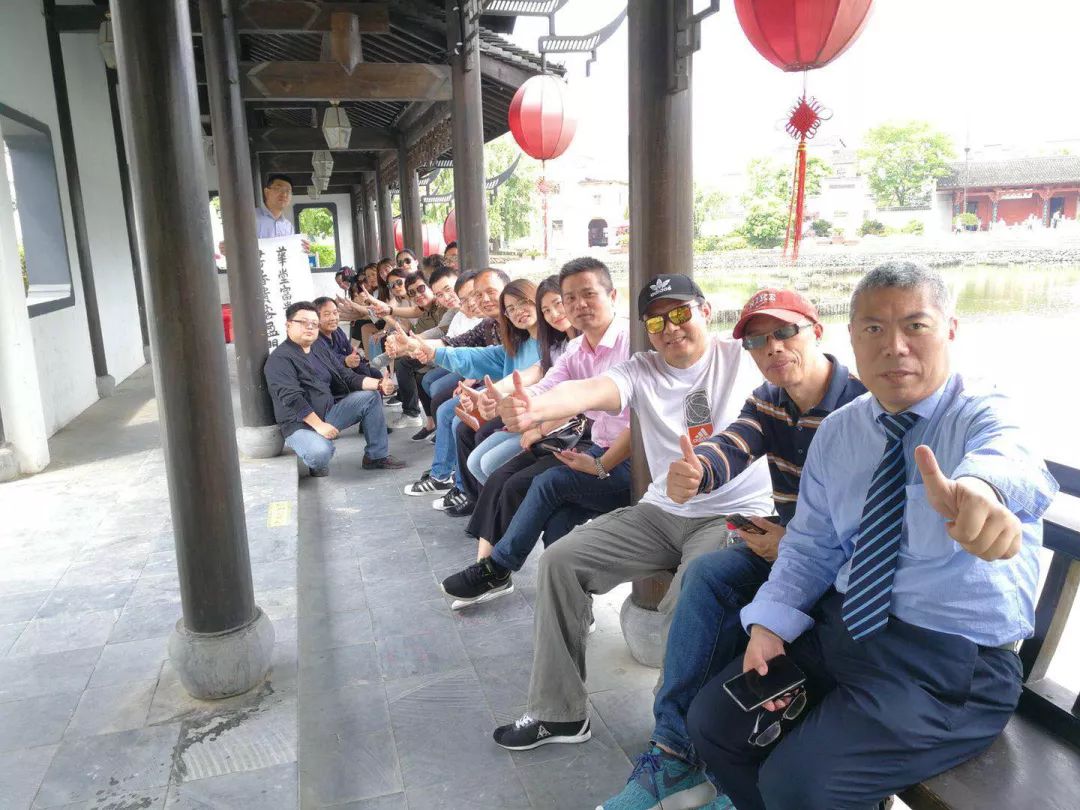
top-left (443, 209), bottom-right (457, 245)
top-left (734, 0), bottom-right (874, 260)
top-left (393, 218), bottom-right (444, 257)
top-left (508, 75), bottom-right (577, 161)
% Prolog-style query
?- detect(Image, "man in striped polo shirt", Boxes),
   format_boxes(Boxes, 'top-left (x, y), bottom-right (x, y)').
top-left (601, 289), bottom-right (865, 810)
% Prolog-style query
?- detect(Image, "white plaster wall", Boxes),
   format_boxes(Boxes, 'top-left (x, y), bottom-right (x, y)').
top-left (0, 0), bottom-right (98, 435)
top-left (62, 31), bottom-right (144, 384)
top-left (292, 191), bottom-right (357, 300)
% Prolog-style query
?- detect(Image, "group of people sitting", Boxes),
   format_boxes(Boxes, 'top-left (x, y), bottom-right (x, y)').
top-left (263, 251), bottom-right (1057, 810)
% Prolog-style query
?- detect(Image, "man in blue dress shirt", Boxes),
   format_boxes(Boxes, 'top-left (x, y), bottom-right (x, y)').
top-left (686, 262), bottom-right (1059, 810)
top-left (256, 174), bottom-right (297, 238)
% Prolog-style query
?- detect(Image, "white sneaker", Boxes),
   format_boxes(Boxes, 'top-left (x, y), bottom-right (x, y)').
top-left (389, 412), bottom-right (424, 429)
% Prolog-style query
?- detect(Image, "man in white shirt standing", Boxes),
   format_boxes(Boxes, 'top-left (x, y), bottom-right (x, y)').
top-left (490, 273), bottom-right (772, 752)
top-left (256, 174), bottom-right (297, 238)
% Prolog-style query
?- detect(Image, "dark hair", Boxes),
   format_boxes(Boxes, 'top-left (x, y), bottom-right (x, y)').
top-left (498, 279), bottom-right (537, 358)
top-left (285, 301), bottom-right (316, 320)
top-left (387, 267), bottom-right (409, 298)
top-left (395, 248), bottom-right (417, 266)
top-left (429, 265), bottom-right (458, 290)
top-left (312, 296), bottom-right (335, 312)
top-left (454, 269), bottom-right (477, 294)
top-left (558, 256), bottom-right (613, 292)
top-left (356, 262), bottom-right (388, 301)
top-left (445, 241), bottom-right (458, 251)
top-left (535, 275), bottom-right (573, 371)
top-left (475, 266), bottom-right (511, 286)
top-left (404, 270), bottom-right (427, 292)
top-left (264, 173), bottom-right (293, 191)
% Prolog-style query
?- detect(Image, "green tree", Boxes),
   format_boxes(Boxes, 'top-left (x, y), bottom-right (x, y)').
top-left (298, 206), bottom-right (334, 239)
top-left (485, 135), bottom-right (538, 248)
top-left (858, 121), bottom-right (955, 207)
top-left (738, 202), bottom-right (788, 249)
top-left (742, 155), bottom-right (830, 207)
top-left (693, 185), bottom-right (726, 238)
top-left (422, 168), bottom-right (454, 225)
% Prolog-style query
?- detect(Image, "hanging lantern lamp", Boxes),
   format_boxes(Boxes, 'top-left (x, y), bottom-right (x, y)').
top-left (311, 150), bottom-right (334, 178)
top-left (507, 75), bottom-right (577, 162)
top-left (322, 102), bottom-right (352, 150)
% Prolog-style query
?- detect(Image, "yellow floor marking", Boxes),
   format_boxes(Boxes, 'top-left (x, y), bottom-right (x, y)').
top-left (267, 501), bottom-right (292, 527)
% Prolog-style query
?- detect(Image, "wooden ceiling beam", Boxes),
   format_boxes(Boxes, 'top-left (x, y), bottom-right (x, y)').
top-left (261, 152), bottom-right (377, 173)
top-left (250, 127), bottom-right (397, 152)
top-left (403, 101), bottom-right (452, 148)
top-left (191, 2), bottom-right (390, 35)
top-left (241, 61), bottom-right (452, 102)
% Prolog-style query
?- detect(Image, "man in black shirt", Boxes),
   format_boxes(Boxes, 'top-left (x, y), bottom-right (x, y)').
top-left (265, 301), bottom-right (405, 476)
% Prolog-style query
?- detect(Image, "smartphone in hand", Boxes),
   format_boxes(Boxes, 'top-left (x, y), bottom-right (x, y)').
top-left (723, 654), bottom-right (806, 712)
top-left (727, 513), bottom-right (767, 535)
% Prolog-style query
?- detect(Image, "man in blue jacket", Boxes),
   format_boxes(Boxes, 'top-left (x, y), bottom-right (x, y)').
top-left (265, 301), bottom-right (405, 476)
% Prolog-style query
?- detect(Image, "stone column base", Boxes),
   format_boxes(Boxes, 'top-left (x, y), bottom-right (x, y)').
top-left (619, 594), bottom-right (665, 668)
top-left (96, 375), bottom-right (116, 398)
top-left (168, 606), bottom-right (275, 699)
top-left (236, 425), bottom-right (284, 459)
top-left (143, 345), bottom-right (152, 364)
top-left (0, 445), bottom-right (19, 482)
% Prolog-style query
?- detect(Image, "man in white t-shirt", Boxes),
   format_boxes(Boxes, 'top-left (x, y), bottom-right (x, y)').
top-left (491, 273), bottom-right (772, 752)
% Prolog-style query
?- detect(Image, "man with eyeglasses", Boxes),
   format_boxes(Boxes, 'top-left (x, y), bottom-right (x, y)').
top-left (486, 273), bottom-right (772, 754)
top-left (264, 301), bottom-right (405, 476)
top-left (687, 263), bottom-right (1056, 810)
top-left (601, 288), bottom-right (866, 810)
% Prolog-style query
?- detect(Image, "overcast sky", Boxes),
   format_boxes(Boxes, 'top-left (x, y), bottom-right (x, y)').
top-left (507, 0), bottom-right (1080, 186)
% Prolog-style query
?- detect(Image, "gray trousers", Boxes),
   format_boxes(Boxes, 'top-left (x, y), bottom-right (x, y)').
top-left (527, 502), bottom-right (735, 721)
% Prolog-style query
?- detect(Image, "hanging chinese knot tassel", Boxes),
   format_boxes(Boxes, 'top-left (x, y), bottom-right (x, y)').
top-left (783, 94), bottom-right (825, 263)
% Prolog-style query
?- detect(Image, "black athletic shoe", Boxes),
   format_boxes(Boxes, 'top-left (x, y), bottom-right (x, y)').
top-left (445, 498), bottom-right (475, 518)
top-left (404, 474), bottom-right (451, 496)
top-left (432, 486), bottom-right (470, 512)
top-left (362, 454), bottom-right (407, 470)
top-left (441, 557), bottom-right (512, 609)
top-left (493, 714), bottom-right (591, 751)
top-left (411, 426), bottom-right (436, 441)
top-left (308, 467), bottom-right (329, 478)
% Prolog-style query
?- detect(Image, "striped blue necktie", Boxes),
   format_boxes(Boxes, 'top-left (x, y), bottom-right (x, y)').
top-left (842, 411), bottom-right (920, 641)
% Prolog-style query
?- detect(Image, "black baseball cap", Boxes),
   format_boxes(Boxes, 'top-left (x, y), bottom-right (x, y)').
top-left (637, 273), bottom-right (706, 317)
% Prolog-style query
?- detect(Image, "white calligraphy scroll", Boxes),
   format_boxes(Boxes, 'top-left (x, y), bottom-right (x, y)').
top-left (257, 234), bottom-right (314, 350)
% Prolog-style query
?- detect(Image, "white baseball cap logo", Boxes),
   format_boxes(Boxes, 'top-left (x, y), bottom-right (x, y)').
top-left (649, 278), bottom-right (672, 297)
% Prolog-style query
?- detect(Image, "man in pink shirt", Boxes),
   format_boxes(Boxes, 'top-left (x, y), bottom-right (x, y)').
top-left (440, 258), bottom-right (632, 608)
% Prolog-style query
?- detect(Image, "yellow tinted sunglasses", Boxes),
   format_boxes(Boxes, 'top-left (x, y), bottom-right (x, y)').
top-left (644, 302), bottom-right (698, 335)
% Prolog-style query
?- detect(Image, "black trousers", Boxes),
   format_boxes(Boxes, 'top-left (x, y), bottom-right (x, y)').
top-left (394, 355), bottom-right (429, 417)
top-left (455, 417), bottom-right (503, 503)
top-left (465, 449), bottom-right (567, 541)
top-left (686, 590), bottom-right (1022, 810)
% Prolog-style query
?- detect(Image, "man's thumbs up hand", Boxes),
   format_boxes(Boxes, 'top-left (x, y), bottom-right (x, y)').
top-left (914, 444), bottom-right (1022, 561)
top-left (667, 434), bottom-right (705, 504)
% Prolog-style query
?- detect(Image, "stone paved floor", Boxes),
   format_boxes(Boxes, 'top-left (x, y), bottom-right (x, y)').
top-left (0, 366), bottom-right (300, 809)
top-left (295, 414), bottom-right (661, 809)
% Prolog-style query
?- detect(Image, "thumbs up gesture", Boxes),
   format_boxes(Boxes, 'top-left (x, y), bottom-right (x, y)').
top-left (667, 435), bottom-right (705, 504)
top-left (499, 370), bottom-right (535, 433)
top-left (476, 375), bottom-right (503, 421)
top-left (914, 445), bottom-right (1022, 561)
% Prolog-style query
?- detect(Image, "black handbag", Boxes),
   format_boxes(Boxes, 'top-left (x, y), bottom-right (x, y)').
top-left (531, 415), bottom-right (588, 456)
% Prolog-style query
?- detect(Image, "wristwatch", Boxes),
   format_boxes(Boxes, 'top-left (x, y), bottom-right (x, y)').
top-left (594, 457), bottom-right (610, 479)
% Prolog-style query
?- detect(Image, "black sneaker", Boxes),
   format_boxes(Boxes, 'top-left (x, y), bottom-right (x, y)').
top-left (441, 558), bottom-right (513, 609)
top-left (362, 454), bottom-right (407, 470)
top-left (445, 498), bottom-right (475, 518)
top-left (411, 426), bottom-right (436, 441)
top-left (433, 486), bottom-right (469, 512)
top-left (493, 714), bottom-right (591, 751)
top-left (403, 474), bottom-right (451, 496)
top-left (308, 467), bottom-right (329, 478)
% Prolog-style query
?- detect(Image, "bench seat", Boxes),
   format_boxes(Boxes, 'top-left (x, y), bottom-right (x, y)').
top-left (899, 713), bottom-right (1080, 810)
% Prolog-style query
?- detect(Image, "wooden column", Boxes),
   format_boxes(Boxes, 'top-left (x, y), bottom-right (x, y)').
top-left (200, 0), bottom-right (279, 441)
top-left (398, 140), bottom-right (423, 256)
top-left (111, 0), bottom-right (259, 638)
top-left (349, 184), bottom-right (367, 267)
top-left (627, 0), bottom-right (694, 612)
top-left (445, 0), bottom-right (489, 271)
top-left (362, 174), bottom-right (380, 259)
top-left (376, 163), bottom-right (395, 257)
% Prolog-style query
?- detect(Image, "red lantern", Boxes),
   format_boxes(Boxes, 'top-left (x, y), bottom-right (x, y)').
top-left (734, 0), bottom-right (874, 72)
top-left (443, 209), bottom-right (457, 244)
top-left (734, 0), bottom-right (874, 261)
top-left (393, 218), bottom-right (445, 257)
top-left (508, 75), bottom-right (577, 161)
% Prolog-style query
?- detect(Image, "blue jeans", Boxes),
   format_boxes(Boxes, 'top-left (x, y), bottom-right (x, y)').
top-left (422, 367), bottom-right (461, 400)
top-left (283, 390), bottom-right (390, 473)
top-left (467, 430), bottom-right (522, 484)
top-left (489, 445), bottom-right (632, 571)
top-left (652, 544), bottom-right (772, 766)
top-left (430, 395), bottom-right (460, 480)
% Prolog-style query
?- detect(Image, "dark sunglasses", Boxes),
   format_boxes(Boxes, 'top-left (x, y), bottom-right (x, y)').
top-left (398, 256), bottom-right (414, 265)
top-left (389, 278), bottom-right (406, 288)
top-left (741, 322), bottom-right (813, 350)
top-left (408, 283), bottom-right (429, 298)
top-left (644, 302), bottom-right (698, 335)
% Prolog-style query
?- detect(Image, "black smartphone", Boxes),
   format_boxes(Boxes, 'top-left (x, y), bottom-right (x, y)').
top-left (726, 513), bottom-right (767, 535)
top-left (722, 654), bottom-right (806, 712)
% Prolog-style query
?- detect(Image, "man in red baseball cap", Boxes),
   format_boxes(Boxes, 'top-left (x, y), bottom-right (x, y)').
top-left (732, 288), bottom-right (820, 341)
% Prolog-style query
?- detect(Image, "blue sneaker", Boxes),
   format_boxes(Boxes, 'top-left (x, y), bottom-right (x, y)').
top-left (597, 746), bottom-right (716, 810)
